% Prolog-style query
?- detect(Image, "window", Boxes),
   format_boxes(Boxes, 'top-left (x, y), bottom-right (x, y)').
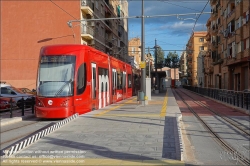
top-left (199, 38), bottom-right (204, 42)
top-left (235, 17), bottom-right (242, 29)
top-left (246, 38), bottom-right (249, 49)
top-left (132, 47), bottom-right (135, 54)
top-left (95, 1), bottom-right (99, 10)
top-left (101, 26), bottom-right (104, 37)
top-left (236, 42), bottom-right (241, 53)
top-left (77, 63), bottom-right (87, 95)
top-left (199, 46), bottom-right (204, 50)
top-left (101, 4), bottom-right (103, 14)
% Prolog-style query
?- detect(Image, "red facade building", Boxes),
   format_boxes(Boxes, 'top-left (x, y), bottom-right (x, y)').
top-left (1, 1), bottom-right (81, 89)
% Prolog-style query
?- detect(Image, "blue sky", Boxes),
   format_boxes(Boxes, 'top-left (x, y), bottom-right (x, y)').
top-left (127, 0), bottom-right (211, 57)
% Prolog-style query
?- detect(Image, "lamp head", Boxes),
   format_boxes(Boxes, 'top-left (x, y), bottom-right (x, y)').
top-left (67, 21), bottom-right (72, 28)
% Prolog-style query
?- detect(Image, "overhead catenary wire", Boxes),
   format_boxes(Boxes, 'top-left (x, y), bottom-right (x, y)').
top-left (191, 0), bottom-right (210, 33)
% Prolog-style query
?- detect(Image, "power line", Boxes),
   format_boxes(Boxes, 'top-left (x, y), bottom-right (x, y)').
top-left (191, 0), bottom-right (210, 33)
top-left (50, 0), bottom-right (77, 20)
top-left (157, 0), bottom-right (201, 12)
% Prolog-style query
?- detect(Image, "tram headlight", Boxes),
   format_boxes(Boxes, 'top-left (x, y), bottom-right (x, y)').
top-left (36, 99), bottom-right (44, 107)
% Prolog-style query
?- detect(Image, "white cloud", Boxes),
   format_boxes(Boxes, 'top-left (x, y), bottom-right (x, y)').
top-left (159, 21), bottom-right (202, 30)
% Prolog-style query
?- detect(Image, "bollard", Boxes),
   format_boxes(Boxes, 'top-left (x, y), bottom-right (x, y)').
top-left (10, 98), bottom-right (13, 118)
top-left (241, 93), bottom-right (244, 108)
top-left (237, 93), bottom-right (239, 107)
top-left (22, 97), bottom-right (24, 116)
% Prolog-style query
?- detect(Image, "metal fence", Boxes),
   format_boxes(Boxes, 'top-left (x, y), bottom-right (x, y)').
top-left (183, 86), bottom-right (250, 111)
top-left (0, 96), bottom-right (36, 118)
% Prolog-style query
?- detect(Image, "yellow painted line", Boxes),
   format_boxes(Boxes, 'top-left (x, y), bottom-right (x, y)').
top-left (94, 97), bottom-right (136, 116)
top-left (1, 158), bottom-right (184, 166)
top-left (160, 91), bottom-right (168, 117)
top-left (100, 114), bottom-right (161, 117)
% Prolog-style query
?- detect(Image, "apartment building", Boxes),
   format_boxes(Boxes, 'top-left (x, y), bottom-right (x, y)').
top-left (1, 0), bottom-right (129, 89)
top-left (197, 51), bottom-right (206, 88)
top-left (179, 51), bottom-right (188, 85)
top-left (186, 32), bottom-right (207, 86)
top-left (128, 37), bottom-right (141, 69)
top-left (206, 0), bottom-right (250, 90)
top-left (80, 0), bottom-right (129, 62)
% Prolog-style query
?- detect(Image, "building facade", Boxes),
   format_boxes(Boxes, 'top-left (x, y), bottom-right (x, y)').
top-left (128, 37), bottom-right (141, 69)
top-left (206, 0), bottom-right (250, 90)
top-left (80, 0), bottom-right (129, 62)
top-left (186, 31), bottom-right (208, 86)
top-left (1, 0), bottom-right (129, 89)
top-left (179, 51), bottom-right (188, 85)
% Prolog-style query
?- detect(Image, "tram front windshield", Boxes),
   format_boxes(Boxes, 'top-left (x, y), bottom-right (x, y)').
top-left (37, 55), bottom-right (76, 97)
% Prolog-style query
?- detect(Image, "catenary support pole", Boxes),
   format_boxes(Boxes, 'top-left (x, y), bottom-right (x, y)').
top-left (141, 0), bottom-right (146, 105)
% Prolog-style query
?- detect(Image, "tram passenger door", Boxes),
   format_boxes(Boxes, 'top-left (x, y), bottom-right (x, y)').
top-left (122, 71), bottom-right (127, 99)
top-left (112, 69), bottom-right (117, 103)
top-left (91, 63), bottom-right (97, 110)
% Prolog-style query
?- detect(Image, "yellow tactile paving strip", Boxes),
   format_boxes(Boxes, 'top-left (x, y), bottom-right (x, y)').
top-left (94, 91), bottom-right (168, 117)
top-left (1, 158), bottom-right (185, 165)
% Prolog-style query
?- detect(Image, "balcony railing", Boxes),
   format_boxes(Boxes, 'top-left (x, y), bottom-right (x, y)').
top-left (81, 25), bottom-right (94, 39)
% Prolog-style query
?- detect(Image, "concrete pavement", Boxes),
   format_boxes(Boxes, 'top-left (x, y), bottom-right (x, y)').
top-left (1, 88), bottom-right (184, 165)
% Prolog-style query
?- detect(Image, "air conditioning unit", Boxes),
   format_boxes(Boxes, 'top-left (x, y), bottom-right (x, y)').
top-left (223, 29), bottom-right (229, 38)
top-left (242, 18), bottom-right (246, 25)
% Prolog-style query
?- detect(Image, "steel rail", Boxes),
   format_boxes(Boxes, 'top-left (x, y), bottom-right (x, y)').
top-left (179, 89), bottom-right (250, 136)
top-left (174, 89), bottom-right (250, 165)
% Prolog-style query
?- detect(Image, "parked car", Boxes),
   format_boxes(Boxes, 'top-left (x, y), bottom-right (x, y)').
top-left (18, 88), bottom-right (36, 95)
top-left (0, 83), bottom-right (33, 108)
top-left (0, 96), bottom-right (17, 111)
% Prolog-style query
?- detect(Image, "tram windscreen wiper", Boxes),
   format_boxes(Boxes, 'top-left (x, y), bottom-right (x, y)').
top-left (54, 79), bottom-right (73, 97)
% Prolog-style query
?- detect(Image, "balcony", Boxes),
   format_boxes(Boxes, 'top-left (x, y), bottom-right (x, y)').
top-left (81, 0), bottom-right (93, 16)
top-left (206, 32), bottom-right (211, 41)
top-left (212, 41), bottom-right (218, 48)
top-left (187, 56), bottom-right (192, 62)
top-left (208, 66), bottom-right (214, 73)
top-left (211, 25), bottom-right (218, 35)
top-left (210, 0), bottom-right (216, 5)
top-left (81, 25), bottom-right (94, 40)
top-left (206, 19), bottom-right (211, 26)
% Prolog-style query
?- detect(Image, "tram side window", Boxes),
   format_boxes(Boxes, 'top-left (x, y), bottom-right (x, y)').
top-left (128, 74), bottom-right (132, 88)
top-left (77, 63), bottom-right (86, 95)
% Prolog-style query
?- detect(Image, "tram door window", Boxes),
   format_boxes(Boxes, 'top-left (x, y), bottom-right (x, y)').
top-left (91, 63), bottom-right (96, 99)
top-left (77, 63), bottom-right (87, 95)
top-left (117, 71), bottom-right (122, 90)
top-left (112, 69), bottom-right (117, 95)
top-left (122, 71), bottom-right (126, 89)
top-left (128, 74), bottom-right (132, 88)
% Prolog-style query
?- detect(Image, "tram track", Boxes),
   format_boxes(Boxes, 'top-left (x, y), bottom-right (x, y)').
top-left (173, 89), bottom-right (250, 166)
top-left (178, 89), bottom-right (250, 136)
top-left (0, 119), bottom-right (57, 151)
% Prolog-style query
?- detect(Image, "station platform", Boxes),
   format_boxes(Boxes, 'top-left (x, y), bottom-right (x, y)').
top-left (1, 88), bottom-right (184, 165)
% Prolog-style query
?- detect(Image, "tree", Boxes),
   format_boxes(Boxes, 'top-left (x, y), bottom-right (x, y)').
top-left (165, 51), bottom-right (179, 68)
top-left (154, 46), bottom-right (165, 68)
top-left (165, 51), bottom-right (180, 87)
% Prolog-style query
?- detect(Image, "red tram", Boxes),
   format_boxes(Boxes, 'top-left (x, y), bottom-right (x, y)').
top-left (35, 44), bottom-right (136, 118)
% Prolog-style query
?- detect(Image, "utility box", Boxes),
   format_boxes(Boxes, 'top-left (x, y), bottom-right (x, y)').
top-left (137, 90), bottom-right (145, 101)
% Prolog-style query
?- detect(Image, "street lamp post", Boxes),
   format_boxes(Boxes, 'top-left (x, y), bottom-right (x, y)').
top-left (141, 0), bottom-right (146, 105)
